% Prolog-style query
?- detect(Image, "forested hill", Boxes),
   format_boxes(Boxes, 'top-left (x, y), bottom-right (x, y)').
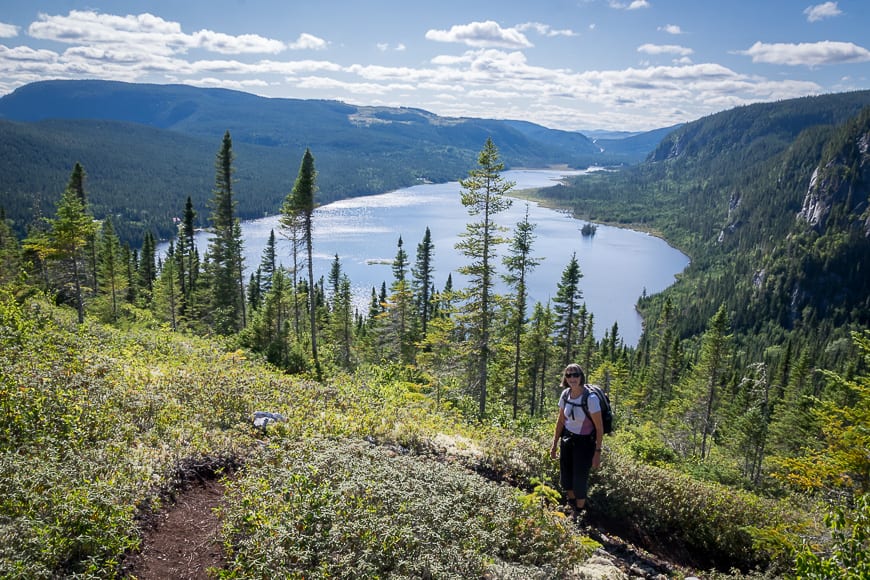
top-left (537, 90), bottom-right (870, 364)
top-left (0, 79), bottom-right (658, 245)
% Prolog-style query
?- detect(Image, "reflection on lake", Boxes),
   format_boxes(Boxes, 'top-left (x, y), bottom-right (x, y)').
top-left (169, 169), bottom-right (689, 346)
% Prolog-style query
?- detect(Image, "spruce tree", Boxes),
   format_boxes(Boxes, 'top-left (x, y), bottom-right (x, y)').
top-left (553, 252), bottom-right (584, 366)
top-left (281, 148), bottom-right (320, 379)
top-left (48, 177), bottom-right (96, 323)
top-left (502, 206), bottom-right (540, 418)
top-left (412, 227), bottom-right (435, 337)
top-left (138, 230), bottom-right (156, 304)
top-left (456, 138), bottom-right (513, 417)
top-left (260, 229), bottom-right (277, 294)
top-left (206, 131), bottom-right (246, 334)
top-left (97, 217), bottom-right (126, 321)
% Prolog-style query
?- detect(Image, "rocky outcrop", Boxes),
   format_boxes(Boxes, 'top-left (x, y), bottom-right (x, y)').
top-left (798, 115), bottom-right (870, 235)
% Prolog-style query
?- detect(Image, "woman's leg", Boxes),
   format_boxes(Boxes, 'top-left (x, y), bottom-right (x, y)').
top-left (559, 438), bottom-right (576, 504)
top-left (571, 438), bottom-right (595, 509)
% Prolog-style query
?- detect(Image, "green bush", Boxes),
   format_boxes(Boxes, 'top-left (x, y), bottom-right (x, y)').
top-left (217, 437), bottom-right (591, 579)
top-left (589, 451), bottom-right (813, 573)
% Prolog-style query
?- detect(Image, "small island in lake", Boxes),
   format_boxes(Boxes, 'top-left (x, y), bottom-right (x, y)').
top-left (581, 222), bottom-right (598, 237)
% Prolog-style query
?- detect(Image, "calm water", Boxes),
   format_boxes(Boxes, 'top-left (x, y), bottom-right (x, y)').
top-left (167, 169), bottom-right (689, 346)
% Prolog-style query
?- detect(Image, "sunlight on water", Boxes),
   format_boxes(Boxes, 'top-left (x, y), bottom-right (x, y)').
top-left (159, 169), bottom-right (688, 346)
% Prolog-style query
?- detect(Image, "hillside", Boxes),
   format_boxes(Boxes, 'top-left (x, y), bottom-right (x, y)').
top-left (0, 291), bottom-right (813, 578)
top-left (0, 80), bottom-right (666, 245)
top-left (533, 90), bottom-right (870, 362)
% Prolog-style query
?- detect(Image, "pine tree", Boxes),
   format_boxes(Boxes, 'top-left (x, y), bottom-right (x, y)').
top-left (553, 252), bottom-right (584, 366)
top-left (206, 131), bottom-right (246, 334)
top-left (48, 177), bottom-right (96, 323)
top-left (281, 148), bottom-right (320, 379)
top-left (180, 196), bottom-right (199, 314)
top-left (388, 236), bottom-right (415, 362)
top-left (412, 227), bottom-right (435, 337)
top-left (260, 229), bottom-right (277, 294)
top-left (66, 163), bottom-right (98, 297)
top-left (456, 138), bottom-right (514, 417)
top-left (152, 240), bottom-right (181, 330)
top-left (648, 297), bottom-right (677, 408)
top-left (97, 217), bottom-right (126, 321)
top-left (526, 301), bottom-right (555, 416)
top-left (502, 206), bottom-right (540, 418)
top-left (669, 304), bottom-right (732, 459)
top-left (138, 230), bottom-right (157, 305)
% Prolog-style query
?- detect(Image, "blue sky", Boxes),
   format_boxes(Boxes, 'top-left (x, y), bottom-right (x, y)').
top-left (1, 1), bottom-right (868, 131)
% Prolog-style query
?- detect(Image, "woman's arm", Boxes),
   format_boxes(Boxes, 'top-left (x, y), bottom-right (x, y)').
top-left (591, 409), bottom-right (604, 468)
top-left (550, 410), bottom-right (566, 459)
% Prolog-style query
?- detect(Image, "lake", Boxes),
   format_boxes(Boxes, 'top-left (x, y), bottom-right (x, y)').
top-left (167, 169), bottom-right (689, 346)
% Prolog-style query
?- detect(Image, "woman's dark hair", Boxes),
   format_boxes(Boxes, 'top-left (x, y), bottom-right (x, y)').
top-left (560, 363), bottom-right (585, 389)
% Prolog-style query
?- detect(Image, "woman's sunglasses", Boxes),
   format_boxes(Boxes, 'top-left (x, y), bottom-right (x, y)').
top-left (565, 372), bottom-right (582, 378)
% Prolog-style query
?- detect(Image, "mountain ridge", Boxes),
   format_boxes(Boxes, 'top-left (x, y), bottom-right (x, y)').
top-left (0, 79), bottom-right (668, 244)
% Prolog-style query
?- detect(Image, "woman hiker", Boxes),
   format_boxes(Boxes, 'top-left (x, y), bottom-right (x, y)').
top-left (549, 363), bottom-right (603, 518)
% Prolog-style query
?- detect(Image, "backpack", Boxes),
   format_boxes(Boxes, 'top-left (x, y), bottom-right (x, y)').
top-left (561, 384), bottom-right (614, 435)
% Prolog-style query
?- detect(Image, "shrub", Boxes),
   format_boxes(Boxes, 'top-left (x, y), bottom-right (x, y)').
top-left (589, 451), bottom-right (814, 573)
top-left (218, 437), bottom-right (591, 579)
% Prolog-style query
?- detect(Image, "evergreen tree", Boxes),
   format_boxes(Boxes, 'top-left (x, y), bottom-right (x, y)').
top-left (260, 229), bottom-right (277, 294)
top-left (180, 196), bottom-right (199, 315)
top-left (335, 275), bottom-right (353, 368)
top-left (97, 217), bottom-right (126, 321)
top-left (0, 209), bottom-right (21, 286)
top-left (152, 240), bottom-right (180, 330)
top-left (123, 243), bottom-right (137, 304)
top-left (66, 163), bottom-right (98, 296)
top-left (281, 148), bottom-right (320, 379)
top-left (388, 236), bottom-right (414, 363)
top-left (48, 177), bottom-right (96, 323)
top-left (206, 131), bottom-right (246, 334)
top-left (730, 362), bottom-right (773, 485)
top-left (412, 227), bottom-right (435, 337)
top-left (526, 301), bottom-right (555, 416)
top-left (502, 206), bottom-right (540, 418)
top-left (553, 252), bottom-right (584, 366)
top-left (647, 297), bottom-right (677, 408)
top-left (456, 138), bottom-right (514, 417)
top-left (669, 304), bottom-right (732, 459)
top-left (328, 253), bottom-right (342, 309)
top-left (138, 230), bottom-right (157, 305)
top-left (247, 268), bottom-right (263, 310)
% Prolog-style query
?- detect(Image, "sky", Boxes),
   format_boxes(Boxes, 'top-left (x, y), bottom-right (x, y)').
top-left (0, 1), bottom-right (868, 132)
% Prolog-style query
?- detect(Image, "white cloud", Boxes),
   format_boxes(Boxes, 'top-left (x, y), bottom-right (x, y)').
top-left (185, 77), bottom-right (270, 90)
top-left (425, 21), bottom-right (533, 49)
top-left (741, 40), bottom-right (870, 66)
top-left (516, 22), bottom-right (577, 37)
top-left (288, 33), bottom-right (327, 51)
top-left (609, 0), bottom-right (650, 10)
top-left (28, 10), bottom-right (289, 55)
top-left (804, 2), bottom-right (842, 22)
top-left (376, 42), bottom-right (406, 52)
top-left (638, 44), bottom-right (693, 56)
top-left (0, 22), bottom-right (18, 38)
top-left (659, 24), bottom-right (683, 35)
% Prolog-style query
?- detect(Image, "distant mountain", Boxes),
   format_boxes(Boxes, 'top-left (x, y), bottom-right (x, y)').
top-left (0, 80), bottom-right (668, 244)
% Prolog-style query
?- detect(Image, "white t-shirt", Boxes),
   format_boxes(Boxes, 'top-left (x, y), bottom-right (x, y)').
top-left (559, 387), bottom-right (601, 436)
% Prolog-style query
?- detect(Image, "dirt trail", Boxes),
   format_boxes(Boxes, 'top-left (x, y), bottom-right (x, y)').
top-left (123, 479), bottom-right (226, 579)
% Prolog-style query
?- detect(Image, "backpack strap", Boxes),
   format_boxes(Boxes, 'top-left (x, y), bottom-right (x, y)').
top-left (579, 385), bottom-right (598, 430)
